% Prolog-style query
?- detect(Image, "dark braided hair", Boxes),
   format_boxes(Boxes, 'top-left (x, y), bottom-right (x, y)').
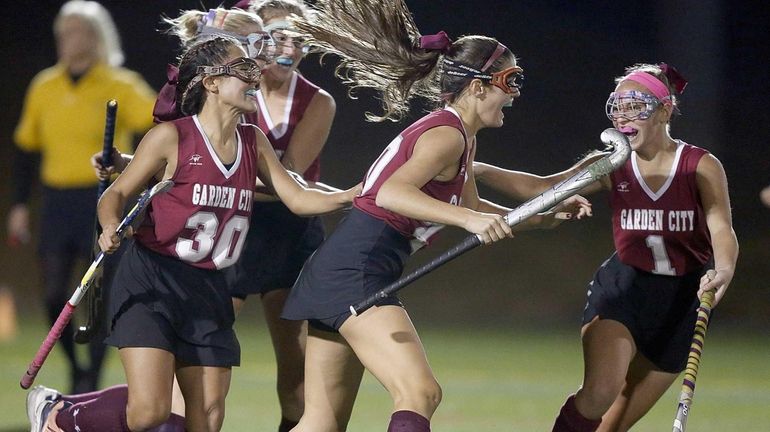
top-left (290, 0), bottom-right (515, 122)
top-left (176, 36), bottom-right (240, 116)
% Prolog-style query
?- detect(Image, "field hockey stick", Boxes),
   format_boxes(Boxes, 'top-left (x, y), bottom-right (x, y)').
top-left (74, 100), bottom-right (117, 344)
top-left (350, 128), bottom-right (630, 316)
top-left (21, 180), bottom-right (174, 389)
top-left (672, 289), bottom-right (716, 432)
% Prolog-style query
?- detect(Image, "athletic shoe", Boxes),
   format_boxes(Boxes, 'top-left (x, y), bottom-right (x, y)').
top-left (26, 385), bottom-right (61, 432)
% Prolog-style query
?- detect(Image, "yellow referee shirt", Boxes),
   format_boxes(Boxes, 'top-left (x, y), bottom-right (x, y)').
top-left (14, 62), bottom-right (156, 188)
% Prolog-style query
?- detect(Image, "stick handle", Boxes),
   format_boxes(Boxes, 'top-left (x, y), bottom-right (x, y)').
top-left (97, 100), bottom-right (118, 197)
top-left (20, 303), bottom-right (76, 389)
top-left (672, 289), bottom-right (716, 432)
top-left (76, 100), bottom-right (118, 344)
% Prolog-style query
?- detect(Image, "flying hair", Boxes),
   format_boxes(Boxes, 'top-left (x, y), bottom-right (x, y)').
top-left (289, 0), bottom-right (443, 122)
top-left (290, 0), bottom-right (515, 122)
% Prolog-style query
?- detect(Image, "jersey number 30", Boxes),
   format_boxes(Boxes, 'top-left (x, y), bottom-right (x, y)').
top-left (176, 212), bottom-right (249, 269)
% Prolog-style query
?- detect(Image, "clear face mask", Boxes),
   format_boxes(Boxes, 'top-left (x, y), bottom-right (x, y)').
top-left (197, 57), bottom-right (262, 83)
top-left (605, 90), bottom-right (662, 121)
top-left (198, 26), bottom-right (274, 63)
top-left (181, 56), bottom-right (263, 110)
top-left (263, 21), bottom-right (310, 66)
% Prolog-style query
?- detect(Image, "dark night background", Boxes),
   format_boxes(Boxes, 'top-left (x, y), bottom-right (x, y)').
top-left (0, 1), bottom-right (767, 331)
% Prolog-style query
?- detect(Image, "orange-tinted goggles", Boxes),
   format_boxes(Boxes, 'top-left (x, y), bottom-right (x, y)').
top-left (488, 66), bottom-right (524, 94)
top-left (442, 58), bottom-right (524, 95)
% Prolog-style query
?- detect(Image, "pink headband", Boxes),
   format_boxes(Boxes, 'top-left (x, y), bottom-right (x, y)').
top-left (481, 43), bottom-right (507, 72)
top-left (622, 72), bottom-right (672, 105)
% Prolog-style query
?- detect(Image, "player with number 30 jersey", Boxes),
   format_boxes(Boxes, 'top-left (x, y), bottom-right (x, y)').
top-left (33, 37), bottom-right (358, 432)
top-left (134, 116), bottom-right (258, 270)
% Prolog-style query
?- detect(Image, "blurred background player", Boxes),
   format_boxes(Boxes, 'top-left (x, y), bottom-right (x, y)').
top-left (280, 0), bottom-right (591, 430)
top-left (7, 0), bottom-right (156, 393)
top-left (477, 63), bottom-right (738, 432)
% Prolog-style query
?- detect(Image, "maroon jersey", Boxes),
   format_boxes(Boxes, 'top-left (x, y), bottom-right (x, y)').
top-left (134, 116), bottom-right (258, 270)
top-left (354, 108), bottom-right (472, 249)
top-left (243, 72), bottom-right (321, 181)
top-left (610, 141), bottom-right (712, 275)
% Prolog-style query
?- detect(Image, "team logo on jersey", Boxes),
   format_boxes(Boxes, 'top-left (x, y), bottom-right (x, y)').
top-left (616, 181), bottom-right (631, 192)
top-left (188, 154), bottom-right (203, 166)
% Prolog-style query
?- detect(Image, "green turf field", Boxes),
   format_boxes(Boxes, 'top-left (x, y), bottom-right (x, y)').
top-left (1, 310), bottom-right (768, 431)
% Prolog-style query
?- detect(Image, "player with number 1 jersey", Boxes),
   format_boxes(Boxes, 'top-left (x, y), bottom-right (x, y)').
top-left (475, 62), bottom-right (738, 431)
top-left (609, 141), bottom-right (711, 275)
top-left (560, 64), bottom-right (737, 431)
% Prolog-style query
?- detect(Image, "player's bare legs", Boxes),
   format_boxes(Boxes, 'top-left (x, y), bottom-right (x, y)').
top-left (262, 288), bottom-right (307, 423)
top-left (597, 354), bottom-right (677, 432)
top-left (176, 365), bottom-right (232, 432)
top-left (121, 347), bottom-right (177, 430)
top-left (574, 318), bottom-right (635, 420)
top-left (292, 327), bottom-right (364, 432)
top-left (342, 305), bottom-right (441, 419)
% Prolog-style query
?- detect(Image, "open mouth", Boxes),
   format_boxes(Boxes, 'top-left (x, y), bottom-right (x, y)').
top-left (618, 126), bottom-right (638, 140)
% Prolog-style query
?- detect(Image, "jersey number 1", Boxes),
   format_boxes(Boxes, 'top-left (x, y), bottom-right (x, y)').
top-left (645, 235), bottom-right (675, 275)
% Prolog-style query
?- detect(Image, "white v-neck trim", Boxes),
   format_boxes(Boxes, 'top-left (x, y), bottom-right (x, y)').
top-left (631, 140), bottom-right (684, 201)
top-left (192, 115), bottom-right (242, 179)
top-left (256, 72), bottom-right (298, 140)
top-left (443, 106), bottom-right (468, 138)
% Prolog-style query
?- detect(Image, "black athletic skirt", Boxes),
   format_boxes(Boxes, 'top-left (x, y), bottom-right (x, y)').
top-left (105, 242), bottom-right (240, 367)
top-left (282, 208), bottom-right (410, 331)
top-left (583, 252), bottom-right (711, 373)
top-left (226, 201), bottom-right (324, 299)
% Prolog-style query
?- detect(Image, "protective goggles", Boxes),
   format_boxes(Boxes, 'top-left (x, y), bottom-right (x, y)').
top-left (264, 21), bottom-right (310, 55)
top-left (198, 26), bottom-right (274, 62)
top-left (605, 90), bottom-right (661, 121)
top-left (197, 57), bottom-right (262, 83)
top-left (443, 58), bottom-right (524, 94)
